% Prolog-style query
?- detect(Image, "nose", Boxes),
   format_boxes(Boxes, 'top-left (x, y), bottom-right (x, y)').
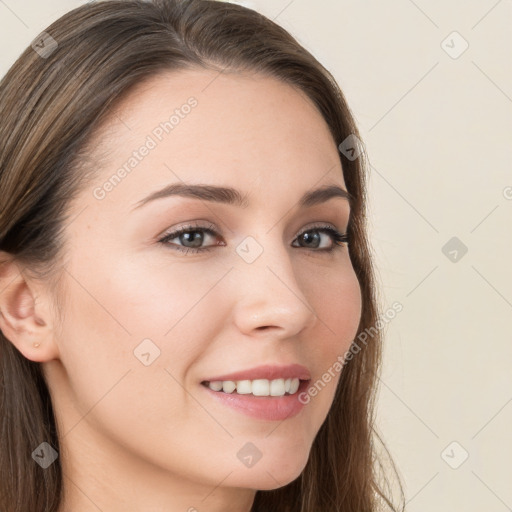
top-left (229, 238), bottom-right (318, 339)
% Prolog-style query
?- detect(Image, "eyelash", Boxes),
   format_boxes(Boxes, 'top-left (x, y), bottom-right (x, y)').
top-left (157, 222), bottom-right (349, 255)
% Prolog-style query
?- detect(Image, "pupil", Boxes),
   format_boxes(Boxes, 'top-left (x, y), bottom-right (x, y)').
top-left (181, 231), bottom-right (203, 248)
top-left (302, 231), bottom-right (320, 248)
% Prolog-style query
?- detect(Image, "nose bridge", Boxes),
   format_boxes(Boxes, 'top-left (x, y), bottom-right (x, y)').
top-left (230, 233), bottom-right (317, 335)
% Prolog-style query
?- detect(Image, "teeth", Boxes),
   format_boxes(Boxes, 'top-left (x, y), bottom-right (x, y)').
top-left (270, 378), bottom-right (285, 396)
top-left (222, 381), bottom-right (236, 393)
top-left (206, 378), bottom-right (301, 396)
top-left (289, 378), bottom-right (300, 394)
top-left (208, 381), bottom-right (223, 392)
top-left (236, 380), bottom-right (252, 394)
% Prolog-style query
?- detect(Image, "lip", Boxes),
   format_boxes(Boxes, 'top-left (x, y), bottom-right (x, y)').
top-left (200, 378), bottom-right (310, 421)
top-left (201, 363), bottom-right (311, 383)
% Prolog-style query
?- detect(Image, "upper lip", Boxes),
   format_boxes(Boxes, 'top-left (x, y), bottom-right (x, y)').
top-left (202, 364), bottom-right (311, 383)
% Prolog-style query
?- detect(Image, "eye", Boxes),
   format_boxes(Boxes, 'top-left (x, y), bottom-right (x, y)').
top-left (292, 224), bottom-right (348, 251)
top-left (157, 222), bottom-right (221, 255)
top-left (157, 222), bottom-right (349, 255)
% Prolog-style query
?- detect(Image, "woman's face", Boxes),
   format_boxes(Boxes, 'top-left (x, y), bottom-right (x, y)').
top-left (43, 69), bottom-right (362, 508)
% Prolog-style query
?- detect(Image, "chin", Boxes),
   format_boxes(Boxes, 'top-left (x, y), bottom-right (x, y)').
top-left (231, 454), bottom-right (309, 490)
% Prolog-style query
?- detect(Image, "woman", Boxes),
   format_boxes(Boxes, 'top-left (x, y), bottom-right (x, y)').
top-left (0, 1), bottom-right (405, 510)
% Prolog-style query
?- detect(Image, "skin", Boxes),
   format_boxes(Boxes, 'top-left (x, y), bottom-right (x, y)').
top-left (0, 69), bottom-right (362, 512)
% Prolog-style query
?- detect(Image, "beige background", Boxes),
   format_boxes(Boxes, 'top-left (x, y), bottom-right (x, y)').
top-left (1, 1), bottom-right (511, 510)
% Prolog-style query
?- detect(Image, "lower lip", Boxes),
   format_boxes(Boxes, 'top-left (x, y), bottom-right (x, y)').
top-left (200, 380), bottom-right (310, 421)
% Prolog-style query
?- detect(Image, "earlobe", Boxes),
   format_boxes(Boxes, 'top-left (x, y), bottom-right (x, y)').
top-left (0, 257), bottom-right (58, 362)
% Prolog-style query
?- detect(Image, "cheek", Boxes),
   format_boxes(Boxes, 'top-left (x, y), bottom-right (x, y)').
top-left (330, 268), bottom-right (362, 342)
top-left (300, 260), bottom-right (362, 413)
top-left (53, 265), bottom-right (203, 465)
top-left (55, 250), bottom-right (228, 414)
top-left (97, 252), bottom-right (228, 339)
top-left (309, 258), bottom-right (362, 352)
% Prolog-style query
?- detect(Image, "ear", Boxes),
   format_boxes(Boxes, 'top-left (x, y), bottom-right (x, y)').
top-left (0, 253), bottom-right (59, 362)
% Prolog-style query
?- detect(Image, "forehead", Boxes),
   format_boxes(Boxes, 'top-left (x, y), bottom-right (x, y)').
top-left (80, 68), bottom-right (347, 213)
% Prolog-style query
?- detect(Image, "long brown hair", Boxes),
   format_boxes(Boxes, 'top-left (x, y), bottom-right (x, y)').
top-left (0, 1), bottom-right (405, 510)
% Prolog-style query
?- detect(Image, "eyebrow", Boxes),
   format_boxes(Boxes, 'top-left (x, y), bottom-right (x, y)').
top-left (131, 182), bottom-right (352, 211)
